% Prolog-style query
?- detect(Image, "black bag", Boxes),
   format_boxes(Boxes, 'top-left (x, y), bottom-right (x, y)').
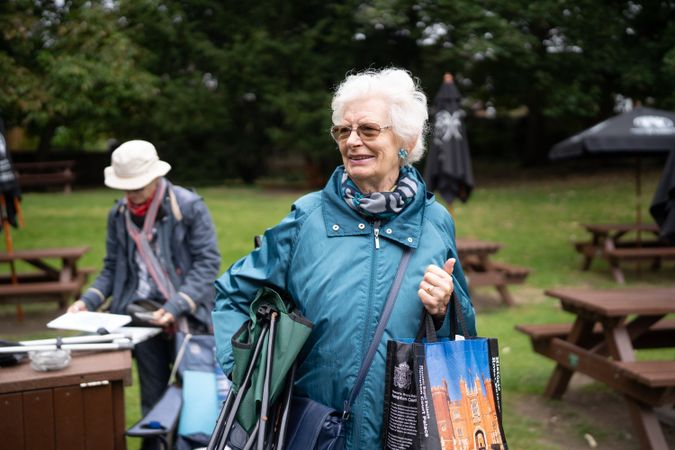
top-left (0, 340), bottom-right (26, 367)
top-left (284, 397), bottom-right (344, 450)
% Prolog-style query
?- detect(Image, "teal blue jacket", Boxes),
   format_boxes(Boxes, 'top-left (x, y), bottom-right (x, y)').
top-left (213, 166), bottom-right (476, 449)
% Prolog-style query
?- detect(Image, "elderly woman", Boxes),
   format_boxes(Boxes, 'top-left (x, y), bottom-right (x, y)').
top-left (213, 68), bottom-right (476, 449)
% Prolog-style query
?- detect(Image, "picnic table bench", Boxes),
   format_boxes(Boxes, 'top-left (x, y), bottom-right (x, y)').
top-left (456, 238), bottom-right (530, 306)
top-left (0, 246), bottom-right (93, 310)
top-left (574, 223), bottom-right (675, 283)
top-left (517, 287), bottom-right (675, 449)
top-left (14, 160), bottom-right (76, 193)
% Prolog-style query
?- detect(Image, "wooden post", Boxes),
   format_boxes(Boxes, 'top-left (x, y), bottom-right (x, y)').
top-left (0, 195), bottom-right (23, 321)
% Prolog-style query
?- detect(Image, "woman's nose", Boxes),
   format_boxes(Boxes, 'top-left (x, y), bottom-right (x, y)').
top-left (345, 128), bottom-right (362, 146)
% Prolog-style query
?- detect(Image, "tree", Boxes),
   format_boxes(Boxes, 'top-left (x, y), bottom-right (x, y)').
top-left (415, 0), bottom-right (675, 162)
top-left (0, 0), bottom-right (157, 156)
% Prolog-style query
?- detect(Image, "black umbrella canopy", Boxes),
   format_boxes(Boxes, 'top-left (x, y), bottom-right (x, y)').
top-left (650, 150), bottom-right (675, 243)
top-left (424, 73), bottom-right (475, 204)
top-left (549, 107), bottom-right (675, 230)
top-left (549, 107), bottom-right (675, 160)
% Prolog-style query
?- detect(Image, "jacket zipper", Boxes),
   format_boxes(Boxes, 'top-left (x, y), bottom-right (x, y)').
top-left (353, 220), bottom-right (383, 446)
top-left (373, 220), bottom-right (381, 249)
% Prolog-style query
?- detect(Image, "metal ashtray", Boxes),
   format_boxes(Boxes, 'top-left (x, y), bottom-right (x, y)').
top-left (29, 349), bottom-right (72, 371)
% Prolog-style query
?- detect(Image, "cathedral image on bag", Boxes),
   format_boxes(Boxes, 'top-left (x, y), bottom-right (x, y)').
top-left (426, 339), bottom-right (506, 450)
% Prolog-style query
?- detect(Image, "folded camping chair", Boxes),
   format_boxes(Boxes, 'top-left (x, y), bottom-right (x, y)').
top-left (207, 287), bottom-right (313, 450)
top-left (127, 332), bottom-right (221, 450)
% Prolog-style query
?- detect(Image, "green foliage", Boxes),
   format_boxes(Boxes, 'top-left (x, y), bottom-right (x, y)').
top-left (2, 1), bottom-right (675, 173)
top-left (0, 0), bottom-right (157, 151)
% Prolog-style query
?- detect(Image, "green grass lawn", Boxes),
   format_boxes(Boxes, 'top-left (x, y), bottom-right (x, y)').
top-left (1, 165), bottom-right (672, 449)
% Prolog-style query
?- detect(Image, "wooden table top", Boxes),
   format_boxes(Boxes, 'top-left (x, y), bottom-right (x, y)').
top-left (0, 246), bottom-right (90, 262)
top-left (583, 223), bottom-right (660, 234)
top-left (0, 349), bottom-right (132, 393)
top-left (456, 238), bottom-right (501, 253)
top-left (545, 287), bottom-right (675, 316)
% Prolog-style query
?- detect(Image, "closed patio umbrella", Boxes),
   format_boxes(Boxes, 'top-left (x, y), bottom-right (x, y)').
top-left (424, 73), bottom-right (474, 205)
top-left (0, 118), bottom-right (24, 320)
top-left (650, 150), bottom-right (675, 243)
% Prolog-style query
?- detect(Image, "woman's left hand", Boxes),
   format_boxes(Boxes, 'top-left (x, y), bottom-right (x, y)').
top-left (418, 258), bottom-right (455, 318)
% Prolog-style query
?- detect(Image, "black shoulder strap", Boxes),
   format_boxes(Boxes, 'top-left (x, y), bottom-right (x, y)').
top-left (342, 246), bottom-right (413, 418)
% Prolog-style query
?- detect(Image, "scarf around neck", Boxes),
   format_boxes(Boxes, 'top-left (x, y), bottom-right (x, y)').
top-left (341, 166), bottom-right (418, 220)
top-left (125, 177), bottom-right (176, 302)
top-left (126, 187), bottom-right (158, 217)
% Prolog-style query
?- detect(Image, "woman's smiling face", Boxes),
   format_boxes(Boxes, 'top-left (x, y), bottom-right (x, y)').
top-left (336, 98), bottom-right (402, 193)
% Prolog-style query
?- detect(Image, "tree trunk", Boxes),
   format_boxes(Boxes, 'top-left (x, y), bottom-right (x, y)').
top-left (36, 125), bottom-right (56, 161)
top-left (522, 103), bottom-right (547, 166)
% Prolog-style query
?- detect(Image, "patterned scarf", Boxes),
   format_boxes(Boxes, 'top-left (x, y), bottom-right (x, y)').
top-left (341, 166), bottom-right (418, 220)
top-left (125, 178), bottom-right (176, 302)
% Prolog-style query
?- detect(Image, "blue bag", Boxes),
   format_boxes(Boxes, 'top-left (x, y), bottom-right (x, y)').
top-left (382, 296), bottom-right (508, 450)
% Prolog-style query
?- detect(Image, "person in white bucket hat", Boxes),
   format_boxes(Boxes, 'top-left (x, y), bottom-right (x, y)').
top-left (69, 140), bottom-right (220, 448)
top-left (103, 140), bottom-right (171, 190)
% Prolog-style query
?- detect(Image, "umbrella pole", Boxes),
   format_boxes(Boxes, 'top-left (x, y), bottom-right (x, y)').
top-left (0, 195), bottom-right (22, 321)
top-left (14, 196), bottom-right (23, 228)
top-left (636, 156), bottom-right (643, 278)
top-left (636, 155), bottom-right (642, 237)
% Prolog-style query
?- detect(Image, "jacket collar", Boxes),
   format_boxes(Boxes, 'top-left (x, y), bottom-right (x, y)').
top-left (321, 166), bottom-right (428, 249)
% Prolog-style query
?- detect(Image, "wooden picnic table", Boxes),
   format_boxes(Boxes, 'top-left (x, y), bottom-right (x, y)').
top-left (574, 223), bottom-right (675, 284)
top-left (0, 350), bottom-right (132, 450)
top-left (0, 246), bottom-right (93, 310)
top-left (517, 287), bottom-right (675, 450)
top-left (456, 238), bottom-right (530, 306)
top-left (14, 160), bottom-right (76, 193)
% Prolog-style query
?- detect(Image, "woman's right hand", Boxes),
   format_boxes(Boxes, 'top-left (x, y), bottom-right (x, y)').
top-left (68, 300), bottom-right (88, 313)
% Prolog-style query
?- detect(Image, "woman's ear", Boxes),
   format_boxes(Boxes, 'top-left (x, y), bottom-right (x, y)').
top-left (407, 139), bottom-right (417, 154)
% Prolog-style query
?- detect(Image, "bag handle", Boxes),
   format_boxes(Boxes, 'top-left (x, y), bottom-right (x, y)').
top-left (342, 246), bottom-right (412, 419)
top-left (415, 290), bottom-right (470, 342)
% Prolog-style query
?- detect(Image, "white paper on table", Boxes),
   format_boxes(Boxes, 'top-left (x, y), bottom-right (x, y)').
top-left (47, 311), bottom-right (132, 333)
top-left (116, 326), bottom-right (163, 344)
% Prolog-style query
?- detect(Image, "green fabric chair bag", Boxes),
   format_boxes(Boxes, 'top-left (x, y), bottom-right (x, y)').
top-left (230, 287), bottom-right (313, 433)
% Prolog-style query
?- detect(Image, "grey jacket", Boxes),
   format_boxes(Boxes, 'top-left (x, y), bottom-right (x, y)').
top-left (82, 179), bottom-right (221, 328)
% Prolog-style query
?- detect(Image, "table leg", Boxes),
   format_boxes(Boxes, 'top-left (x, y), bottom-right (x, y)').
top-left (544, 318), bottom-right (595, 399)
top-left (581, 232), bottom-right (602, 271)
top-left (581, 254), bottom-right (593, 271)
top-left (544, 364), bottom-right (575, 399)
top-left (495, 285), bottom-right (515, 306)
top-left (625, 396), bottom-right (670, 450)
top-left (603, 321), bottom-right (636, 362)
top-left (609, 258), bottom-right (626, 284)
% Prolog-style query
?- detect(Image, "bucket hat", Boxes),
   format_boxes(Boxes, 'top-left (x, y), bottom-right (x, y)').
top-left (104, 140), bottom-right (171, 190)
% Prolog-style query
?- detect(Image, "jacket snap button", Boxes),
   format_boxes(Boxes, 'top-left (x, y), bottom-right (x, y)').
top-left (407, 237), bottom-right (413, 243)
top-left (358, 223), bottom-right (365, 230)
top-left (385, 228), bottom-right (392, 234)
top-left (332, 224), bottom-right (340, 231)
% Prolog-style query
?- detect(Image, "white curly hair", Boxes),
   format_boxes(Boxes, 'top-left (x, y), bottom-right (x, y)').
top-left (331, 68), bottom-right (429, 164)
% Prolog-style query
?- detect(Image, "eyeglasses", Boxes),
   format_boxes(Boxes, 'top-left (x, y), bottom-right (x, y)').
top-left (330, 123), bottom-right (392, 142)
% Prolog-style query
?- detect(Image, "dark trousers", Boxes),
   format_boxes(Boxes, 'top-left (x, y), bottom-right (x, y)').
top-left (134, 332), bottom-right (176, 449)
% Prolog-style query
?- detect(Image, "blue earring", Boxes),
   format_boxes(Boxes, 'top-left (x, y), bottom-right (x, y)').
top-left (398, 148), bottom-right (408, 161)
